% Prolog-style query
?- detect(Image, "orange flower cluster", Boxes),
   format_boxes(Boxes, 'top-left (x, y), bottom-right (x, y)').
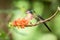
top-left (10, 10), bottom-right (33, 28)
top-left (11, 18), bottom-right (29, 28)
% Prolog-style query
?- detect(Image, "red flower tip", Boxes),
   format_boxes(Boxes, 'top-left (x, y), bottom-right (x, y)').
top-left (11, 18), bottom-right (29, 28)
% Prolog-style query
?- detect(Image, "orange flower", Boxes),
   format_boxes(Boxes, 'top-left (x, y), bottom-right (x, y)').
top-left (11, 18), bottom-right (29, 28)
top-left (19, 18), bottom-right (29, 28)
top-left (12, 19), bottom-right (21, 28)
top-left (12, 20), bottom-right (18, 26)
top-left (11, 10), bottom-right (33, 28)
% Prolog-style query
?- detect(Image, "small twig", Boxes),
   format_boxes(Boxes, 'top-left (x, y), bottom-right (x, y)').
top-left (35, 15), bottom-right (52, 32)
top-left (26, 7), bottom-right (60, 26)
top-left (31, 10), bottom-right (52, 32)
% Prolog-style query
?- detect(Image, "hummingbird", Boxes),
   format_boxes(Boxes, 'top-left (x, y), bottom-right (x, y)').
top-left (27, 9), bottom-right (52, 32)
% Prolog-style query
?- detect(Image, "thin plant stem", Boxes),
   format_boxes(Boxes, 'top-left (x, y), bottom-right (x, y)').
top-left (26, 7), bottom-right (60, 26)
top-left (35, 15), bottom-right (52, 32)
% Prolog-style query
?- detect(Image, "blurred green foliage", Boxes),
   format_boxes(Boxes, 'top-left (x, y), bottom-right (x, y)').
top-left (0, 0), bottom-right (60, 40)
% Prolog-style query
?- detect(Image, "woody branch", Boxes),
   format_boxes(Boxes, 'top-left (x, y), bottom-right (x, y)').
top-left (26, 7), bottom-right (60, 27)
